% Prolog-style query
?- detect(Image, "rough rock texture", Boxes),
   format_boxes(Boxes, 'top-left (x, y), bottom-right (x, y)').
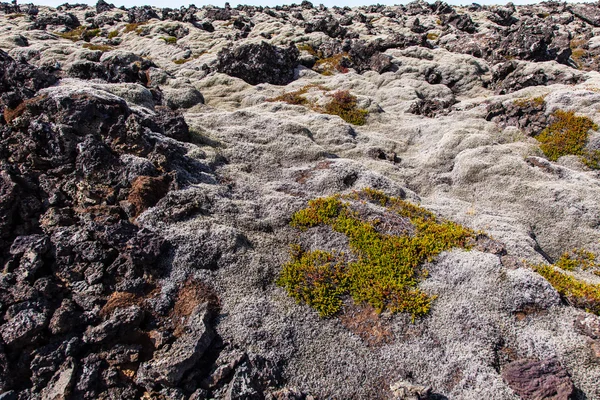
top-left (215, 42), bottom-right (300, 85)
top-left (502, 358), bottom-right (575, 400)
top-left (2, 1), bottom-right (600, 399)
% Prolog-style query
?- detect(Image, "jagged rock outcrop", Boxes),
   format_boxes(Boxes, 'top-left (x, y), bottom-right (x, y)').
top-left (215, 42), bottom-right (300, 85)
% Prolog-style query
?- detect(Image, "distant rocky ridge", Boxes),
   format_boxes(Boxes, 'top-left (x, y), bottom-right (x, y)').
top-left (2, 0), bottom-right (600, 399)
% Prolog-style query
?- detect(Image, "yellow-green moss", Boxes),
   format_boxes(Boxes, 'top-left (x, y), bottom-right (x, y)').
top-left (513, 96), bottom-right (545, 108)
top-left (313, 53), bottom-right (350, 75)
top-left (6, 13), bottom-right (25, 19)
top-left (322, 90), bottom-right (368, 126)
top-left (267, 87), bottom-right (367, 126)
top-left (124, 22), bottom-right (148, 34)
top-left (173, 52), bottom-right (205, 65)
top-left (277, 245), bottom-right (347, 317)
top-left (57, 26), bottom-right (101, 42)
top-left (555, 248), bottom-right (600, 272)
top-left (570, 38), bottom-right (588, 69)
top-left (267, 84), bottom-right (327, 106)
top-left (536, 110), bottom-right (598, 162)
top-left (160, 36), bottom-right (177, 44)
top-left (296, 43), bottom-right (318, 56)
top-left (426, 32), bottom-right (439, 40)
top-left (534, 264), bottom-right (600, 315)
top-left (108, 30), bottom-right (119, 39)
top-left (82, 43), bottom-right (113, 52)
top-left (278, 189), bottom-right (475, 319)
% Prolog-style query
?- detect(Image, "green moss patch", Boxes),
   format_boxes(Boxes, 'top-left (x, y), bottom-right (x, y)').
top-left (124, 22), bottom-right (148, 34)
top-left (322, 90), bottom-right (368, 126)
top-left (82, 43), bottom-right (113, 52)
top-left (266, 85), bottom-right (318, 106)
top-left (555, 248), bottom-right (600, 272)
top-left (313, 53), bottom-right (351, 75)
top-left (512, 96), bottom-right (545, 108)
top-left (267, 88), bottom-right (368, 126)
top-left (160, 36), bottom-right (177, 44)
top-left (536, 110), bottom-right (598, 166)
top-left (278, 189), bottom-right (475, 319)
top-left (57, 26), bottom-right (101, 42)
top-left (534, 264), bottom-right (600, 315)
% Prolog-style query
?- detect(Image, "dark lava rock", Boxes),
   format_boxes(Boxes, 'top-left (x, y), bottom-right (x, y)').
top-left (491, 61), bottom-right (583, 95)
top-left (205, 7), bottom-right (232, 21)
top-left (445, 12), bottom-right (477, 33)
top-left (410, 17), bottom-right (428, 34)
top-left (408, 98), bottom-right (456, 118)
top-left (29, 12), bottom-right (80, 30)
top-left (502, 357), bottom-right (575, 400)
top-left (488, 4), bottom-right (518, 26)
top-left (161, 6), bottom-right (198, 23)
top-left (497, 19), bottom-right (571, 64)
top-left (304, 15), bottom-right (347, 38)
top-left (486, 97), bottom-right (548, 136)
top-left (95, 0), bottom-right (114, 13)
top-left (68, 51), bottom-right (157, 85)
top-left (346, 40), bottom-right (394, 74)
top-left (136, 304), bottom-right (215, 388)
top-left (84, 306), bottom-right (144, 344)
top-left (215, 41), bottom-right (299, 85)
top-left (127, 6), bottom-right (159, 23)
top-left (0, 54), bottom-right (219, 398)
top-left (0, 308), bottom-right (48, 347)
top-left (0, 49), bottom-right (57, 111)
top-left (569, 3), bottom-right (600, 27)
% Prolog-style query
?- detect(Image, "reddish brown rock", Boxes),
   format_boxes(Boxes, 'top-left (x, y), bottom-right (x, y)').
top-left (502, 357), bottom-right (575, 400)
top-left (127, 174), bottom-right (171, 218)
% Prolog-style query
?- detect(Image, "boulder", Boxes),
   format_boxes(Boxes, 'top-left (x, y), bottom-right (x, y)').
top-left (215, 42), bottom-right (299, 85)
top-left (502, 358), bottom-right (575, 400)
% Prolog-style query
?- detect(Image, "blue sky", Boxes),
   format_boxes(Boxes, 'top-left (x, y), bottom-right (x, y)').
top-left (31, 0), bottom-right (594, 9)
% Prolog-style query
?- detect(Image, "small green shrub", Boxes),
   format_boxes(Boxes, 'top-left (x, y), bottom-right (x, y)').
top-left (160, 36), bottom-right (177, 44)
top-left (322, 90), bottom-right (368, 126)
top-left (278, 189), bottom-right (475, 319)
top-left (536, 110), bottom-right (598, 163)
top-left (108, 30), bottom-right (119, 39)
top-left (534, 264), bottom-right (600, 315)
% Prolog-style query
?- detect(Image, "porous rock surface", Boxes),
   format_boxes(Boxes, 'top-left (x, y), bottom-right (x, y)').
top-left (1, 1), bottom-right (600, 399)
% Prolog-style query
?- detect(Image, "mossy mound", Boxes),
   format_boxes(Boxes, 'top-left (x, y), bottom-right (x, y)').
top-left (278, 189), bottom-right (475, 319)
top-left (536, 110), bottom-right (599, 167)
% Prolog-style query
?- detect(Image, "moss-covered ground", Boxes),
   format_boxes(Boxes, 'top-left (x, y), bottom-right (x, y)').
top-left (278, 189), bottom-right (475, 319)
